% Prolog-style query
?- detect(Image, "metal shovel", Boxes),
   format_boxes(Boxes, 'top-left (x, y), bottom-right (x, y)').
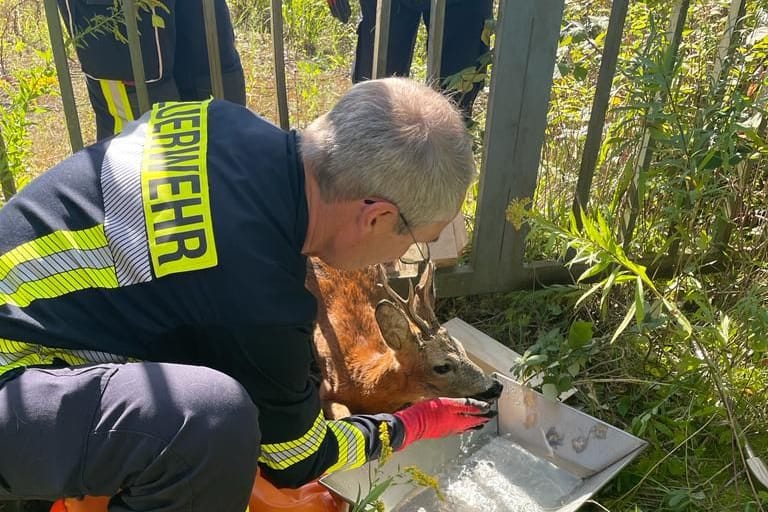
top-left (744, 438), bottom-right (768, 489)
top-left (695, 342), bottom-right (768, 490)
top-left (724, 399), bottom-right (768, 489)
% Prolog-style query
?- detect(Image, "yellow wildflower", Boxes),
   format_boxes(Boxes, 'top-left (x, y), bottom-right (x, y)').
top-left (378, 422), bottom-right (393, 466)
top-left (403, 466), bottom-right (444, 501)
top-left (505, 197), bottom-right (532, 230)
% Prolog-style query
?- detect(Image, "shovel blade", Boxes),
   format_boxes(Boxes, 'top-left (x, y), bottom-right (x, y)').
top-left (747, 456), bottom-right (768, 489)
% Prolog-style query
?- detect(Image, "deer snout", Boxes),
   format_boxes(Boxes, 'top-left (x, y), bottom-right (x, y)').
top-left (470, 379), bottom-right (503, 402)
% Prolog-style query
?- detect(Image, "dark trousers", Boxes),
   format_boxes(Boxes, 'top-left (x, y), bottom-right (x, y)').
top-left (353, 0), bottom-right (493, 119)
top-left (0, 363), bottom-right (260, 512)
top-left (58, 0), bottom-right (246, 141)
top-left (85, 66), bottom-right (246, 141)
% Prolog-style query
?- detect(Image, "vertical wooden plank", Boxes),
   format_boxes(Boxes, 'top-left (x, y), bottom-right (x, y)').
top-left (428, 214), bottom-right (467, 267)
top-left (270, 0), bottom-right (290, 129)
top-left (122, 0), bottom-right (150, 114)
top-left (711, 0), bottom-right (751, 249)
top-left (373, 0), bottom-right (392, 79)
top-left (621, 0), bottom-right (689, 248)
top-left (712, 0), bottom-right (747, 85)
top-left (202, 0), bottom-right (225, 99)
top-left (0, 128), bottom-right (16, 200)
top-left (43, 0), bottom-right (83, 152)
top-left (471, 0), bottom-right (565, 290)
top-left (572, 0), bottom-right (629, 223)
top-left (427, 0), bottom-right (446, 86)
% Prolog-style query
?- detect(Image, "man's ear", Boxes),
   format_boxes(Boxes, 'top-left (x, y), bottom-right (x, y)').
top-left (360, 200), bottom-right (398, 233)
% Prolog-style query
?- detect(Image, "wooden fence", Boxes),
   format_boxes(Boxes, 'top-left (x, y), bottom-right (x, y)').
top-left (0, 0), bottom-right (753, 297)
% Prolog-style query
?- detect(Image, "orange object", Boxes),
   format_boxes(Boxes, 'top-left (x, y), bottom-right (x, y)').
top-left (48, 473), bottom-right (345, 512)
top-left (250, 472), bottom-right (346, 512)
top-left (49, 496), bottom-right (110, 512)
top-left (49, 500), bottom-right (68, 512)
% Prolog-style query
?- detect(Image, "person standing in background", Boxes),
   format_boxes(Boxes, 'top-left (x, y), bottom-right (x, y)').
top-left (57, 0), bottom-right (246, 141)
top-left (327, 0), bottom-right (493, 122)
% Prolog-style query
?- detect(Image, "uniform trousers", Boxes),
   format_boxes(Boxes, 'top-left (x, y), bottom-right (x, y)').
top-left (0, 362), bottom-right (259, 512)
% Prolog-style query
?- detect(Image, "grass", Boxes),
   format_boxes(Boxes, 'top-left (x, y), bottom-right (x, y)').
top-left (1, 0), bottom-right (768, 511)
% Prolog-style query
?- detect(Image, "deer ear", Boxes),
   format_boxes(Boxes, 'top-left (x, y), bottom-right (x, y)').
top-left (375, 300), bottom-right (414, 351)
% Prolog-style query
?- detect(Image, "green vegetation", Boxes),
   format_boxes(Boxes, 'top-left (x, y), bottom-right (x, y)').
top-left (1, 0), bottom-right (766, 510)
top-left (444, 2), bottom-right (768, 510)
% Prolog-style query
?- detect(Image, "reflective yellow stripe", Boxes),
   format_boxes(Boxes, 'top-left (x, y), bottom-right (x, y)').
top-left (0, 337), bottom-right (134, 375)
top-left (116, 81), bottom-right (134, 121)
top-left (1, 269), bottom-right (118, 308)
top-left (142, 100), bottom-right (218, 278)
top-left (0, 338), bottom-right (38, 372)
top-left (100, 80), bottom-right (123, 134)
top-left (259, 411), bottom-right (327, 470)
top-left (257, 413), bottom-right (368, 473)
top-left (0, 225), bottom-right (118, 308)
top-left (99, 79), bottom-right (134, 135)
top-left (325, 420), bottom-right (367, 473)
top-left (0, 227), bottom-right (109, 279)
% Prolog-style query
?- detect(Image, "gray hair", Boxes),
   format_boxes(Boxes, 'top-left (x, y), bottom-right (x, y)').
top-left (300, 77), bottom-right (475, 230)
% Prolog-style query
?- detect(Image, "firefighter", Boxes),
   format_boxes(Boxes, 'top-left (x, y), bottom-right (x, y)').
top-left (57, 0), bottom-right (246, 141)
top-left (327, 0), bottom-right (493, 121)
top-left (0, 78), bottom-right (494, 511)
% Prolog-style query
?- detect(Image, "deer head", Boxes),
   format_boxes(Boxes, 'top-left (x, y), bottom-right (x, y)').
top-left (308, 258), bottom-right (501, 417)
top-left (372, 262), bottom-right (499, 406)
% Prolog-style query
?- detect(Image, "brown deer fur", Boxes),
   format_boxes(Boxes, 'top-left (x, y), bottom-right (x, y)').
top-left (307, 258), bottom-right (496, 418)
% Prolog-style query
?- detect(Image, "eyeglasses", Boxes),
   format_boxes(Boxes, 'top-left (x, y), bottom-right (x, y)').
top-left (398, 212), bottom-right (431, 265)
top-left (363, 199), bottom-right (431, 265)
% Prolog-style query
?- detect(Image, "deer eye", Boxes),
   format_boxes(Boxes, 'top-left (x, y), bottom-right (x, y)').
top-left (433, 364), bottom-right (453, 375)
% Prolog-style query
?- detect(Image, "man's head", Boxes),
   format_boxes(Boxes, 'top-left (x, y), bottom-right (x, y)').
top-left (301, 77), bottom-right (475, 270)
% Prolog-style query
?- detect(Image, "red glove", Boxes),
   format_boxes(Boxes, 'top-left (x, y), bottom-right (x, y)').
top-left (326, 0), bottom-right (351, 23)
top-left (394, 397), bottom-right (494, 451)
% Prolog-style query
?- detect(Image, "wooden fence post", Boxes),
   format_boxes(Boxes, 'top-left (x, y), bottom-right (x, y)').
top-left (202, 0), bottom-right (225, 100)
top-left (122, 0), bottom-right (149, 114)
top-left (711, 0), bottom-right (754, 250)
top-left (426, 0), bottom-right (446, 86)
top-left (476, 0), bottom-right (565, 291)
top-left (437, 0), bottom-right (565, 296)
top-left (372, 0), bottom-right (391, 79)
top-left (572, 0), bottom-right (629, 224)
top-left (621, 0), bottom-right (689, 249)
top-left (43, 0), bottom-right (83, 152)
top-left (270, 0), bottom-right (290, 129)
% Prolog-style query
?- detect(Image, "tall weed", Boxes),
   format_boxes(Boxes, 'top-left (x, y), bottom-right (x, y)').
top-left (0, 46), bottom-right (57, 198)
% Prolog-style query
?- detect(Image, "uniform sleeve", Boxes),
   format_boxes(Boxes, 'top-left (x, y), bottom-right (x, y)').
top-left (213, 325), bottom-right (407, 488)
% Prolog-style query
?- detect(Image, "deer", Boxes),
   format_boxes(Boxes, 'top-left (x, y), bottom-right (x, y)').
top-left (307, 258), bottom-right (502, 419)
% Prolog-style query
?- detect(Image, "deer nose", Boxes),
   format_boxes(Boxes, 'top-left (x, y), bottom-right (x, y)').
top-left (470, 380), bottom-right (503, 401)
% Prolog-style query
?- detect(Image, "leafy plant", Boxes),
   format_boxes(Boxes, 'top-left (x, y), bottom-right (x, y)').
top-left (513, 318), bottom-right (598, 400)
top-left (442, 18), bottom-right (495, 106)
top-left (70, 0), bottom-right (171, 47)
top-left (351, 423), bottom-right (443, 512)
top-left (504, 199), bottom-right (768, 511)
top-left (0, 45), bottom-right (57, 199)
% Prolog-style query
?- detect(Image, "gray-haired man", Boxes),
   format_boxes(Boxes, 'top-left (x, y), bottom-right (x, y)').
top-left (0, 78), bottom-right (489, 511)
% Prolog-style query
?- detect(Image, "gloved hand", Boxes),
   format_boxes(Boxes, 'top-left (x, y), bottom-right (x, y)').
top-left (326, 0), bottom-right (351, 23)
top-left (394, 397), bottom-right (495, 451)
